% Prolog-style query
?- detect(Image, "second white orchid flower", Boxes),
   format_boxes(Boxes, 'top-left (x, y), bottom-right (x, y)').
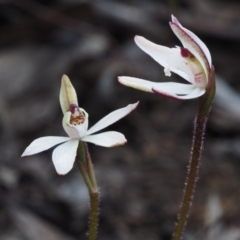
top-left (22, 75), bottom-right (138, 175)
top-left (118, 15), bottom-right (212, 100)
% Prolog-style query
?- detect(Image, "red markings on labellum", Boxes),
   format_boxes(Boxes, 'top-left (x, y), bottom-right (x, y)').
top-left (69, 104), bottom-right (85, 125)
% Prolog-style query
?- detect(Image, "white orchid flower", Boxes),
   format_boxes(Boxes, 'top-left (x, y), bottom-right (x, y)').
top-left (118, 15), bottom-right (212, 100)
top-left (22, 75), bottom-right (138, 175)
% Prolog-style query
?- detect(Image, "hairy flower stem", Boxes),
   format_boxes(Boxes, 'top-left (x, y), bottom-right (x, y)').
top-left (172, 111), bottom-right (208, 240)
top-left (172, 67), bottom-right (216, 240)
top-left (88, 191), bottom-right (100, 240)
top-left (76, 141), bottom-right (100, 240)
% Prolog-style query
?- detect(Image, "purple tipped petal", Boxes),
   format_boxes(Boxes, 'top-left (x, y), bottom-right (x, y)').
top-left (171, 16), bottom-right (211, 66)
top-left (170, 15), bottom-right (211, 81)
top-left (153, 85), bottom-right (205, 100)
top-left (118, 77), bottom-right (198, 95)
top-left (119, 76), bottom-right (156, 92)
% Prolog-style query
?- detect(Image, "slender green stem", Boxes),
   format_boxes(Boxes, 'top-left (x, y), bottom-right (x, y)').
top-left (84, 144), bottom-right (99, 240)
top-left (77, 141), bottom-right (100, 240)
top-left (172, 112), bottom-right (208, 240)
top-left (76, 158), bottom-right (94, 193)
top-left (172, 67), bottom-right (216, 240)
top-left (85, 145), bottom-right (98, 190)
top-left (78, 141), bottom-right (87, 165)
top-left (88, 190), bottom-right (100, 240)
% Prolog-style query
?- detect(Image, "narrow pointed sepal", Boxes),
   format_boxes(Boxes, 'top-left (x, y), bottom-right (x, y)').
top-left (86, 102), bottom-right (139, 136)
top-left (118, 76), bottom-right (155, 92)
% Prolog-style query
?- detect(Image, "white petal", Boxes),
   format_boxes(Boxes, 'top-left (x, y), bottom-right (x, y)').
top-left (21, 136), bottom-right (71, 157)
top-left (170, 16), bottom-right (211, 80)
top-left (118, 77), bottom-right (196, 95)
top-left (85, 102), bottom-right (139, 136)
top-left (153, 82), bottom-right (195, 94)
top-left (118, 76), bottom-right (156, 92)
top-left (82, 131), bottom-right (127, 147)
top-left (134, 36), bottom-right (194, 83)
top-left (152, 85), bottom-right (205, 100)
top-left (62, 112), bottom-right (88, 138)
top-left (171, 15), bottom-right (212, 66)
top-left (52, 139), bottom-right (79, 175)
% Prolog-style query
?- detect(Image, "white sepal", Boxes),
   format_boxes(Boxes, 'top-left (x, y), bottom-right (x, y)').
top-left (22, 136), bottom-right (71, 157)
top-left (152, 82), bottom-right (195, 94)
top-left (171, 15), bottom-right (211, 66)
top-left (153, 86), bottom-right (205, 100)
top-left (134, 36), bottom-right (193, 82)
top-left (170, 16), bottom-right (211, 81)
top-left (119, 76), bottom-right (156, 93)
top-left (82, 131), bottom-right (127, 147)
top-left (118, 77), bottom-right (196, 94)
top-left (52, 139), bottom-right (79, 175)
top-left (86, 102), bottom-right (139, 136)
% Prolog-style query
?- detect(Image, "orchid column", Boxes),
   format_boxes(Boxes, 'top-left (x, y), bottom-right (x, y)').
top-left (22, 75), bottom-right (138, 240)
top-left (119, 16), bottom-right (215, 240)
